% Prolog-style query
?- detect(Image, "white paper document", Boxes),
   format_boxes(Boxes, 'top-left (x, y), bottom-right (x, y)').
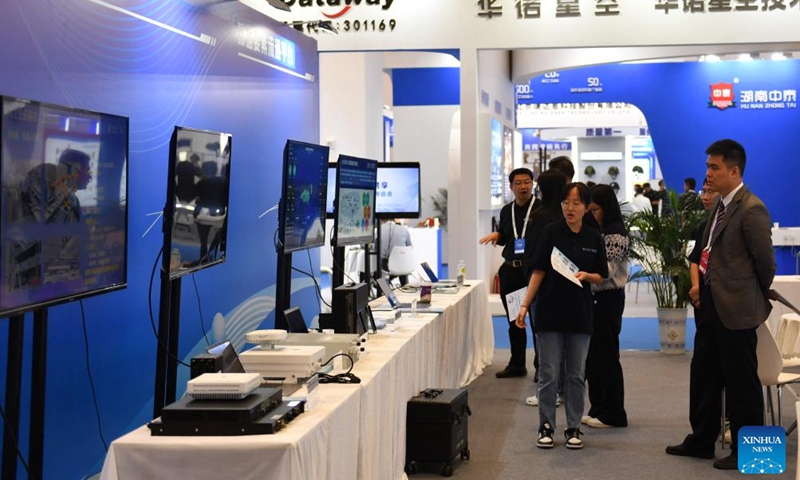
top-left (505, 287), bottom-right (528, 323)
top-left (551, 247), bottom-right (583, 287)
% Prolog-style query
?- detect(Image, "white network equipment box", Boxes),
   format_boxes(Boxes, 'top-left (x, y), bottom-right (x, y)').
top-left (240, 345), bottom-right (326, 384)
top-left (278, 332), bottom-right (364, 365)
top-left (186, 373), bottom-right (262, 400)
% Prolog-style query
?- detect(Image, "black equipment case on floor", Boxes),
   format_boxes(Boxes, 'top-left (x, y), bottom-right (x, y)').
top-left (405, 388), bottom-right (471, 477)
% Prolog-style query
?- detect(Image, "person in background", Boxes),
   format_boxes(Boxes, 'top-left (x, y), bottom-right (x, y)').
top-left (515, 183), bottom-right (608, 450)
top-left (583, 184), bottom-right (629, 429)
top-left (380, 218), bottom-right (413, 285)
top-left (548, 156), bottom-right (574, 182)
top-left (679, 177), bottom-right (703, 211)
top-left (194, 162), bottom-right (227, 262)
top-left (547, 156), bottom-right (600, 231)
top-left (656, 179), bottom-right (672, 216)
top-left (684, 177), bottom-right (697, 195)
top-left (521, 170), bottom-right (565, 404)
top-left (631, 184), bottom-right (653, 214)
top-left (480, 167), bottom-right (540, 378)
top-left (686, 179), bottom-right (727, 443)
top-left (53, 148), bottom-right (92, 223)
top-left (175, 153), bottom-right (202, 203)
top-left (688, 179), bottom-right (719, 309)
top-left (666, 139), bottom-right (776, 470)
top-left (642, 182), bottom-right (658, 214)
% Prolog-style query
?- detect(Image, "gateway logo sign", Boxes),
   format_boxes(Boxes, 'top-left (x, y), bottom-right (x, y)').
top-left (738, 426), bottom-right (785, 474)
top-left (282, 0), bottom-right (395, 18)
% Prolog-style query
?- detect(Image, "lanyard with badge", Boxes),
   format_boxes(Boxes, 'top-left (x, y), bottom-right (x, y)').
top-left (511, 198), bottom-right (535, 254)
top-left (698, 202), bottom-right (723, 277)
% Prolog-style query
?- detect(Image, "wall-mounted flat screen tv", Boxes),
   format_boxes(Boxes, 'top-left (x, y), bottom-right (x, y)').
top-left (0, 96), bottom-right (129, 317)
top-left (164, 126), bottom-right (231, 279)
top-left (375, 162), bottom-right (420, 219)
top-left (279, 140), bottom-right (330, 253)
top-left (332, 155), bottom-right (377, 247)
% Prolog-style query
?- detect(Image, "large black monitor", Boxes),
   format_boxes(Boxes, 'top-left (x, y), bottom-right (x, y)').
top-left (279, 140), bottom-right (330, 253)
top-left (332, 155), bottom-right (377, 247)
top-left (164, 126), bottom-right (231, 279)
top-left (375, 162), bottom-right (421, 219)
top-left (0, 96), bottom-right (129, 317)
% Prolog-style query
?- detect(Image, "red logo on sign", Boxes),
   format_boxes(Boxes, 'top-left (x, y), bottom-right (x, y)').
top-left (710, 82), bottom-right (735, 110)
top-left (321, 6), bottom-right (351, 18)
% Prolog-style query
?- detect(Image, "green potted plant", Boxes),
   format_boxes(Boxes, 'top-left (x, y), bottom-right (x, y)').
top-left (429, 188), bottom-right (448, 230)
top-left (627, 190), bottom-right (706, 354)
top-left (584, 165), bottom-right (596, 177)
top-left (608, 165), bottom-right (620, 179)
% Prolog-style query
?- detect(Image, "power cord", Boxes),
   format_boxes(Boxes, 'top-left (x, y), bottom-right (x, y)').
top-left (147, 247), bottom-right (191, 368)
top-left (305, 249), bottom-right (332, 309)
top-left (329, 243), bottom-right (358, 285)
top-left (316, 353), bottom-right (360, 384)
top-left (191, 273), bottom-right (211, 346)
top-left (399, 284), bottom-right (420, 293)
top-left (328, 225), bottom-right (359, 285)
top-left (272, 226), bottom-right (335, 309)
top-left (0, 403), bottom-right (34, 480)
top-left (79, 299), bottom-right (109, 452)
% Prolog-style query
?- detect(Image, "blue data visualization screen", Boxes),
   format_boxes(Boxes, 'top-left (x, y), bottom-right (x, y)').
top-left (333, 155), bottom-right (377, 247)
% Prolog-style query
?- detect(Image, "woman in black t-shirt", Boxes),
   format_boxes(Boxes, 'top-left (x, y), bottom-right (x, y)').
top-left (515, 183), bottom-right (608, 451)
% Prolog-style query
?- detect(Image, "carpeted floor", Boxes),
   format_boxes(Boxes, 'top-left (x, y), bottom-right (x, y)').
top-left (409, 349), bottom-right (798, 479)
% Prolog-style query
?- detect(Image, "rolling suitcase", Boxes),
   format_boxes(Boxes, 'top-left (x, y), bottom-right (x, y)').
top-left (405, 388), bottom-right (471, 477)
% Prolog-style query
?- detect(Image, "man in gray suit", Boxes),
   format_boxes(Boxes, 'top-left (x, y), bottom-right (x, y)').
top-left (666, 139), bottom-right (776, 470)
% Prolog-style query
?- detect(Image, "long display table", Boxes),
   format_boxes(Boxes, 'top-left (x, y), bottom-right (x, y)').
top-left (99, 281), bottom-right (493, 480)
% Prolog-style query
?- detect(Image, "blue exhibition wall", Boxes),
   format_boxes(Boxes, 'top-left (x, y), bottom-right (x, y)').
top-left (0, 1), bottom-right (320, 478)
top-left (517, 60), bottom-right (800, 227)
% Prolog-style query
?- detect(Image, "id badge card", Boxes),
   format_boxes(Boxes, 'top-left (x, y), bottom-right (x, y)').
top-left (514, 238), bottom-right (525, 255)
top-left (698, 248), bottom-right (710, 275)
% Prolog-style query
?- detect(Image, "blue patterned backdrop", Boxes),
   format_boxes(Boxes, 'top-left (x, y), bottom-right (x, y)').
top-left (0, 1), bottom-right (321, 478)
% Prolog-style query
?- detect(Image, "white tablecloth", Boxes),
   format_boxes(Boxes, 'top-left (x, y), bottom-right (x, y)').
top-left (767, 276), bottom-right (800, 334)
top-left (100, 281), bottom-right (493, 480)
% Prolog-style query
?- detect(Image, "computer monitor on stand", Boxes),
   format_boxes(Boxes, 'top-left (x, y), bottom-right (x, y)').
top-left (330, 155), bottom-right (377, 290)
top-left (374, 162), bottom-right (420, 286)
top-left (275, 140), bottom-right (330, 331)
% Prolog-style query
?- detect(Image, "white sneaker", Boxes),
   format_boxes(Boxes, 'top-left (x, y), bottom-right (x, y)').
top-left (537, 423), bottom-right (555, 449)
top-left (581, 415), bottom-right (594, 425)
top-left (525, 395), bottom-right (563, 407)
top-left (586, 418), bottom-right (613, 428)
top-left (564, 428), bottom-right (584, 449)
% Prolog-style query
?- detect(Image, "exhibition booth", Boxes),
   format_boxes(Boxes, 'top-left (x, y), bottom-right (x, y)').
top-left (1, 1), bottom-right (800, 479)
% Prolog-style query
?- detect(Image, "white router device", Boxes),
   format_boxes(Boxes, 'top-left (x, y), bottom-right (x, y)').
top-left (246, 329), bottom-right (289, 349)
top-left (186, 372), bottom-right (262, 400)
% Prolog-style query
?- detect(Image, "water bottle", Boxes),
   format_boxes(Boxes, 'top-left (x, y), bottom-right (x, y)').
top-left (457, 259), bottom-right (466, 287)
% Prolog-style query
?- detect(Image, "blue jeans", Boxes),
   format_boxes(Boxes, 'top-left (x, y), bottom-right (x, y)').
top-left (536, 331), bottom-right (591, 430)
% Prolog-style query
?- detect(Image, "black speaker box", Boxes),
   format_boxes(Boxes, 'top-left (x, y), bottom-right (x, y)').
top-left (405, 388), bottom-right (471, 476)
top-left (331, 282), bottom-right (369, 334)
top-left (190, 353), bottom-right (223, 379)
